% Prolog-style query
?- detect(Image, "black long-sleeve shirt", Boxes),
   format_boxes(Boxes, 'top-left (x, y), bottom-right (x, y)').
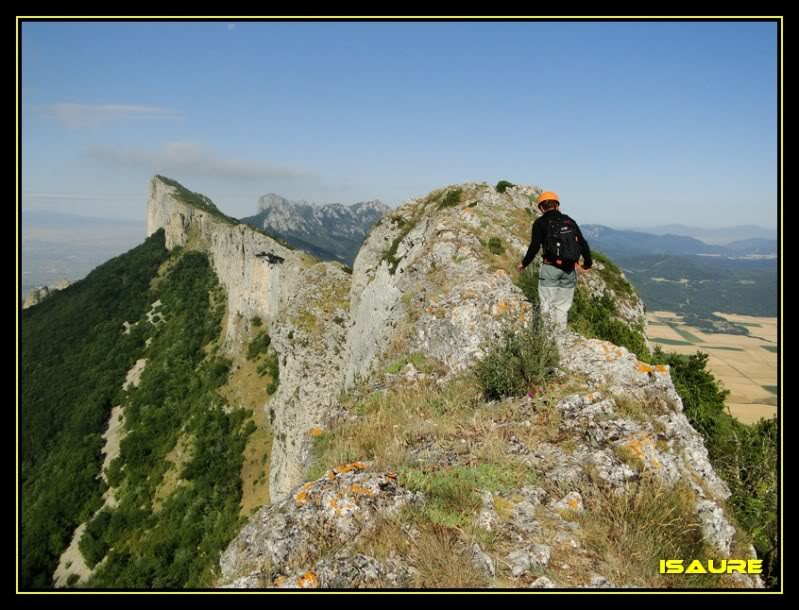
top-left (521, 210), bottom-right (593, 272)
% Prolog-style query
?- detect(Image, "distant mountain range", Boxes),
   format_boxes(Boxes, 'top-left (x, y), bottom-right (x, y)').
top-left (240, 194), bottom-right (390, 265)
top-left (724, 238), bottom-right (778, 256)
top-left (582, 225), bottom-right (777, 258)
top-left (579, 224), bottom-right (778, 320)
top-left (631, 224), bottom-right (777, 246)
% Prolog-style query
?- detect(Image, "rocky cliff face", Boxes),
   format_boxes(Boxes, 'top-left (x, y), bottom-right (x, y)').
top-left (147, 176), bottom-right (350, 500)
top-left (147, 176), bottom-right (757, 589)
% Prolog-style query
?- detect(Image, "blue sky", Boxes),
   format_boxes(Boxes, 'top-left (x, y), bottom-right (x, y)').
top-left (21, 20), bottom-right (779, 229)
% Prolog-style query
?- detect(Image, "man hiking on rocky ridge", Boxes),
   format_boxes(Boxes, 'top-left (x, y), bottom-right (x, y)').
top-left (517, 191), bottom-right (592, 331)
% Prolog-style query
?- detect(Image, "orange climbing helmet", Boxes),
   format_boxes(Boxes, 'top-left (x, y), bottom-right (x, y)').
top-left (536, 191), bottom-right (560, 206)
top-left (536, 191), bottom-right (560, 212)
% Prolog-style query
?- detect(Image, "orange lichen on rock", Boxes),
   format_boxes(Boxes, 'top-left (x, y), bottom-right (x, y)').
top-left (636, 362), bottom-right (654, 374)
top-left (624, 434), bottom-right (656, 463)
top-left (297, 571), bottom-right (319, 589)
top-left (309, 427), bottom-right (323, 437)
top-left (349, 483), bottom-right (375, 496)
top-left (294, 481), bottom-right (314, 506)
top-left (323, 462), bottom-right (370, 481)
top-left (625, 437), bottom-right (647, 461)
top-left (567, 496), bottom-right (580, 510)
top-left (333, 461), bottom-right (368, 475)
top-left (655, 364), bottom-right (668, 374)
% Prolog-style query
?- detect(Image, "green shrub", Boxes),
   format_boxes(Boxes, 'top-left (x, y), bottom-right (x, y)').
top-left (495, 180), bottom-right (516, 193)
top-left (382, 219), bottom-right (416, 274)
top-left (569, 287), bottom-right (650, 361)
top-left (246, 331), bottom-right (272, 360)
top-left (79, 510), bottom-right (113, 568)
top-left (257, 350), bottom-right (280, 393)
top-left (487, 237), bottom-right (505, 255)
top-left (437, 187), bottom-right (463, 210)
top-left (476, 309), bottom-right (559, 400)
top-left (514, 261), bottom-right (541, 309)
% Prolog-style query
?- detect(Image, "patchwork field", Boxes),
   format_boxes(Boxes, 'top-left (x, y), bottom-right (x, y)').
top-left (647, 311), bottom-right (779, 425)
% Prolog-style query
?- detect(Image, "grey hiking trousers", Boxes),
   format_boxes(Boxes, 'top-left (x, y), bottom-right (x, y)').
top-left (538, 263), bottom-right (576, 331)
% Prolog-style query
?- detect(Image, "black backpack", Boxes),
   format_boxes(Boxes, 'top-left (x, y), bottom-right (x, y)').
top-left (544, 215), bottom-right (582, 264)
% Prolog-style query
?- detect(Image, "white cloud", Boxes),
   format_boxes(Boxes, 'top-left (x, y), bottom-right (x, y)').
top-left (85, 141), bottom-right (313, 180)
top-left (41, 103), bottom-right (183, 127)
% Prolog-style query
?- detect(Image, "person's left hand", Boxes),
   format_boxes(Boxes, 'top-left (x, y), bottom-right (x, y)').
top-left (517, 263), bottom-right (524, 272)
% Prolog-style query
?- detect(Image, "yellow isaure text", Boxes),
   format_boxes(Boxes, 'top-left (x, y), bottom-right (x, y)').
top-left (659, 559), bottom-right (763, 574)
